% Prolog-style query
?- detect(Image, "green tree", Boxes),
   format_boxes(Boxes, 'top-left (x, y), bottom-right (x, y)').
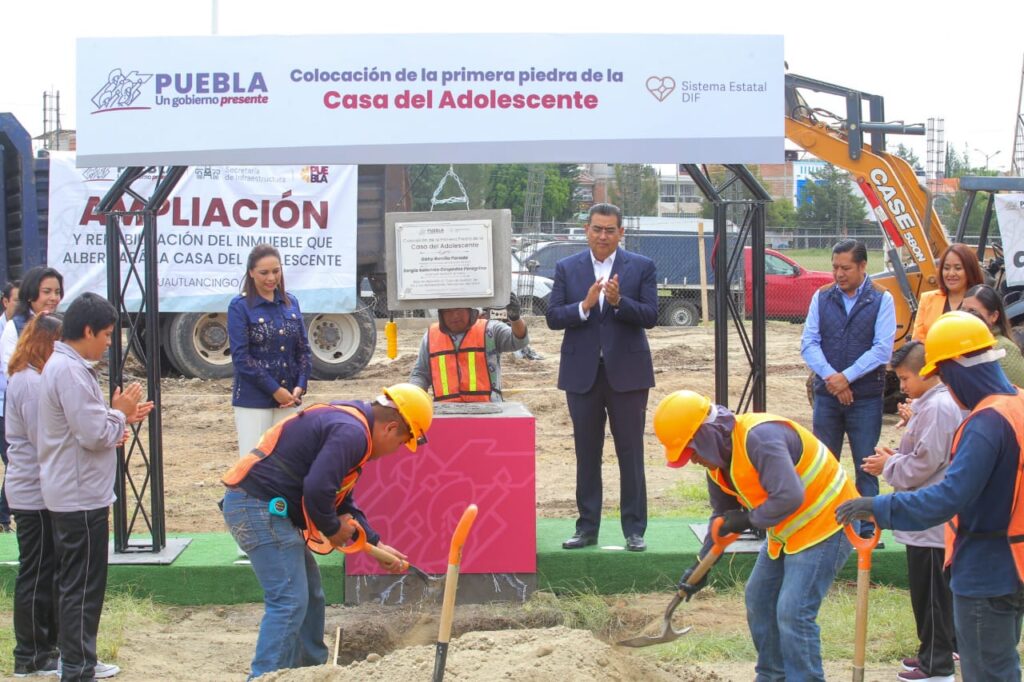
top-left (944, 144), bottom-right (970, 179)
top-left (697, 165), bottom-right (798, 227)
top-left (767, 197), bottom-right (799, 228)
top-left (484, 164), bottom-right (578, 222)
top-left (796, 165), bottom-right (868, 229)
top-left (408, 164), bottom-right (578, 221)
top-left (608, 164), bottom-right (658, 216)
top-left (893, 143), bottom-right (922, 174)
top-left (937, 188), bottom-right (1000, 237)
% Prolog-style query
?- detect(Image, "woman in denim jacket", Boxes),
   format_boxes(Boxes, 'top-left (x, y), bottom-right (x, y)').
top-left (228, 245), bottom-right (312, 457)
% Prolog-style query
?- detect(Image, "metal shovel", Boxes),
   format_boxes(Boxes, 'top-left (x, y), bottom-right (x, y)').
top-left (617, 517), bottom-right (740, 647)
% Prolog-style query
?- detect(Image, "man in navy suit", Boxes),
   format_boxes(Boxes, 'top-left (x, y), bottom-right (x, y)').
top-left (545, 203), bottom-right (658, 552)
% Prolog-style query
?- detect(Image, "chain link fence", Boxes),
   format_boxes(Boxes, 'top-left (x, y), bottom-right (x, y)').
top-left (510, 221), bottom-right (897, 329)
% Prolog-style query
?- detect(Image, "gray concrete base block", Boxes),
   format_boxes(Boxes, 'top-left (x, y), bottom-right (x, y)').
top-left (108, 537), bottom-right (192, 565)
top-left (345, 573), bottom-right (536, 606)
top-left (688, 523), bottom-right (764, 553)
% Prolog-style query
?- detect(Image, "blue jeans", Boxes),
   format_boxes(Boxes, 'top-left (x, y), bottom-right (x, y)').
top-left (745, 530), bottom-right (852, 681)
top-left (953, 589), bottom-right (1024, 682)
top-left (812, 392), bottom-right (882, 535)
top-left (222, 489), bottom-right (328, 679)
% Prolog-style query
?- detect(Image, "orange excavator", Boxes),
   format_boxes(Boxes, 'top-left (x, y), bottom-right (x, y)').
top-left (784, 73), bottom-right (951, 350)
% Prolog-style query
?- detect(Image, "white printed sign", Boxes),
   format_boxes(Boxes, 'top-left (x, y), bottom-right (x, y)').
top-left (395, 220), bottom-right (494, 300)
top-left (996, 194), bottom-right (1024, 287)
top-left (76, 33), bottom-right (783, 166)
top-left (46, 153), bottom-right (358, 312)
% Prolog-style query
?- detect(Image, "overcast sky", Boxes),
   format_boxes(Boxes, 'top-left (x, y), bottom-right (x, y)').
top-left (3, 0), bottom-right (1021, 171)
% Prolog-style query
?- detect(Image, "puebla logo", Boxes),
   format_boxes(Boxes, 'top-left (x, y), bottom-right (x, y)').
top-left (91, 68), bottom-right (153, 113)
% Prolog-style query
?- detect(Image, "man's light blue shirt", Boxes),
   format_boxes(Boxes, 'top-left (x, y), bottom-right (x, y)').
top-left (800, 277), bottom-right (896, 383)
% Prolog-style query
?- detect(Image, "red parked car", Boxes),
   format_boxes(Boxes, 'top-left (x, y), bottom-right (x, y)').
top-left (748, 248), bottom-right (834, 321)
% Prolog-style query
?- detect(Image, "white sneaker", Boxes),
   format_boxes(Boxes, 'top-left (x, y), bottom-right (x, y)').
top-left (56, 659), bottom-right (121, 679)
top-left (94, 661), bottom-right (121, 679)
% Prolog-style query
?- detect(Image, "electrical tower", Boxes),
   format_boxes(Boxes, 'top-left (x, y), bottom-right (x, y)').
top-left (517, 165), bottom-right (546, 314)
top-left (42, 90), bottom-right (63, 150)
top-left (1013, 52), bottom-right (1024, 175)
top-left (926, 117), bottom-right (946, 191)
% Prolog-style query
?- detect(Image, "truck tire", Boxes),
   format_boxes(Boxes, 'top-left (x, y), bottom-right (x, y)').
top-left (660, 299), bottom-right (700, 327)
top-left (165, 312), bottom-right (234, 379)
top-left (305, 309), bottom-right (376, 380)
top-left (160, 316), bottom-right (184, 375)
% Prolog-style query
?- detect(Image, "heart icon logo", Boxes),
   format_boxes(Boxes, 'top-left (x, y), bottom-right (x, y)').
top-left (646, 76), bottom-right (676, 102)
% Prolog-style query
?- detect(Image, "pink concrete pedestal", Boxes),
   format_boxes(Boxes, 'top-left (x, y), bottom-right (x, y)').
top-left (344, 402), bottom-right (536, 604)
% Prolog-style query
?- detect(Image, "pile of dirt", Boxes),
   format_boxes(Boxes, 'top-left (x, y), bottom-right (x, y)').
top-left (261, 626), bottom-right (723, 681)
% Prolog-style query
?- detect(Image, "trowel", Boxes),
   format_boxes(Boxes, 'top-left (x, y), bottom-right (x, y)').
top-left (617, 517), bottom-right (740, 648)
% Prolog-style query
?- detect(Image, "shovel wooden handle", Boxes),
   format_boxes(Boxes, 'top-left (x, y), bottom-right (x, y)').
top-left (340, 519), bottom-right (410, 573)
top-left (844, 524), bottom-right (880, 682)
top-left (433, 504), bottom-right (479, 682)
top-left (681, 516), bottom-right (742, 591)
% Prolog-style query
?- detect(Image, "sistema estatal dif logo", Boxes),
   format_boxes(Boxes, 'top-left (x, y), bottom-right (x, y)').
top-left (91, 68), bottom-right (269, 113)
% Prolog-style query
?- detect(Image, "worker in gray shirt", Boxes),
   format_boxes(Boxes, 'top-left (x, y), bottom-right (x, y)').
top-left (37, 293), bottom-right (152, 682)
top-left (653, 390), bottom-right (858, 681)
top-left (409, 294), bottom-right (528, 402)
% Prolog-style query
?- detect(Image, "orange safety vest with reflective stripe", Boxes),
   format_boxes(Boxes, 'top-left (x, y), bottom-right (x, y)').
top-left (707, 413), bottom-right (858, 559)
top-left (221, 403), bottom-right (373, 555)
top-left (427, 319), bottom-right (492, 402)
top-left (943, 390), bottom-right (1024, 578)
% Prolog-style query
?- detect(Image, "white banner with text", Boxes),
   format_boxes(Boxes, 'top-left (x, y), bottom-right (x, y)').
top-left (996, 194), bottom-right (1024, 287)
top-left (46, 153), bottom-right (358, 312)
top-left (76, 33), bottom-right (783, 166)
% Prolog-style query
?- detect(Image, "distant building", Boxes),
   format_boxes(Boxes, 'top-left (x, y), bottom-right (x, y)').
top-left (659, 168), bottom-right (701, 217)
top-left (33, 129), bottom-right (76, 152)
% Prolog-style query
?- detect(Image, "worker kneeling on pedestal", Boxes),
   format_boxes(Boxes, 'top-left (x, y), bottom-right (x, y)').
top-left (410, 295), bottom-right (529, 402)
top-left (220, 383), bottom-right (432, 680)
top-left (654, 390), bottom-right (857, 681)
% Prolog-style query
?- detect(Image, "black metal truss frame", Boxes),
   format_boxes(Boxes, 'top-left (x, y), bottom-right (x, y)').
top-left (89, 161), bottom-right (767, 551)
top-left (683, 164), bottom-right (771, 413)
top-left (97, 166), bottom-right (187, 553)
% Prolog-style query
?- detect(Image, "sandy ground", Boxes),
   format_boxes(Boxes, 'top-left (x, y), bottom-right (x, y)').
top-left (154, 318), bottom-right (900, 535)
top-left (8, 318), bottom-right (911, 680)
top-left (101, 597), bottom-right (910, 682)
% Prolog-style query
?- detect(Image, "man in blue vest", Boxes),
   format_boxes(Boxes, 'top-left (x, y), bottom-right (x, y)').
top-left (800, 239), bottom-right (895, 539)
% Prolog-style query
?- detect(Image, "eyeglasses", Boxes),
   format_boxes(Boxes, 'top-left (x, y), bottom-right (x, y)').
top-left (588, 226), bottom-right (620, 235)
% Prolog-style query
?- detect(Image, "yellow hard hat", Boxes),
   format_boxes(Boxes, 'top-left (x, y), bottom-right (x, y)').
top-left (653, 390), bottom-right (712, 466)
top-left (381, 383), bottom-right (433, 452)
top-left (920, 310), bottom-right (997, 377)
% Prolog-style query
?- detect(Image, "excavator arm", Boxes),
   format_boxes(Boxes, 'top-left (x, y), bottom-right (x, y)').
top-left (784, 74), bottom-right (950, 346)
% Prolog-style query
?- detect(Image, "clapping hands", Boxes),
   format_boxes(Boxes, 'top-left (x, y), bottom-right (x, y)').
top-left (111, 382), bottom-right (154, 424)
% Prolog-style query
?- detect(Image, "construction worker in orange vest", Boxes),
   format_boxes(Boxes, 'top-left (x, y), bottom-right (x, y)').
top-left (220, 383), bottom-right (432, 680)
top-left (837, 311), bottom-right (1024, 682)
top-left (654, 390), bottom-right (857, 681)
top-left (409, 294), bottom-right (529, 402)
